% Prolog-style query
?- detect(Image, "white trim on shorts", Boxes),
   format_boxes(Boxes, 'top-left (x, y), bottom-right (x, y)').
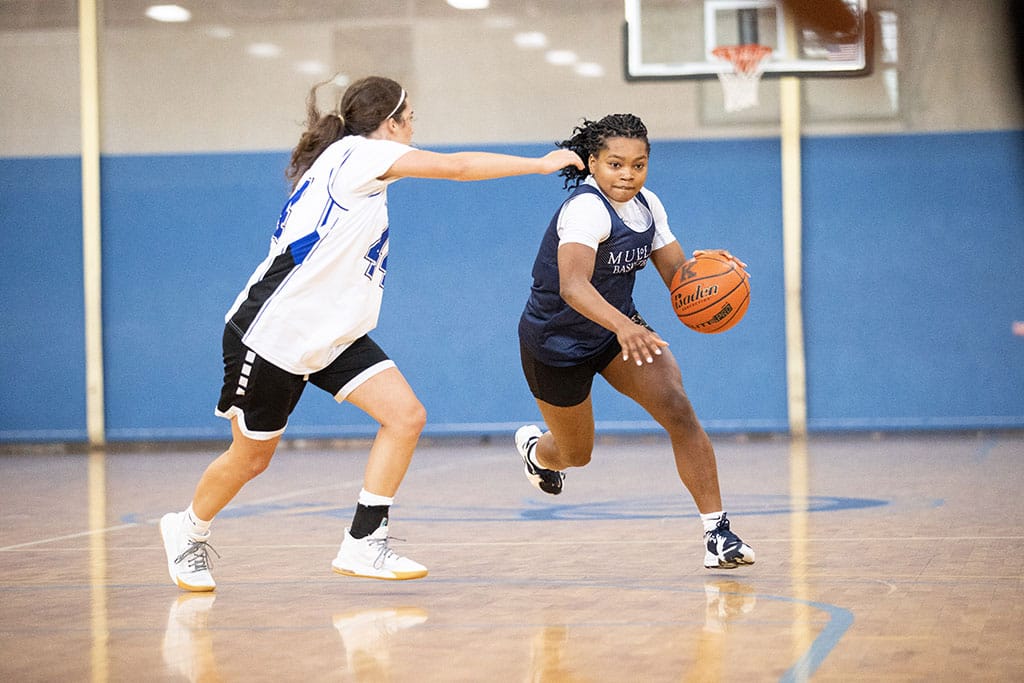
top-left (214, 405), bottom-right (287, 441)
top-left (334, 360), bottom-right (396, 402)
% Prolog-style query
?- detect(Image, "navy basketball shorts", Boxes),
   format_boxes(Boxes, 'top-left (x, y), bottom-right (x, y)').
top-left (216, 325), bottom-right (395, 440)
top-left (520, 312), bottom-right (653, 408)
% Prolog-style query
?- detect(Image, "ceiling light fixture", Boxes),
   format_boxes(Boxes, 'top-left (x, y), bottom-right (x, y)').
top-left (513, 31), bottom-right (547, 49)
top-left (145, 5), bottom-right (191, 23)
top-left (247, 42), bottom-right (281, 58)
top-left (574, 62), bottom-right (605, 78)
top-left (484, 16), bottom-right (516, 29)
top-left (545, 50), bottom-right (577, 66)
top-left (206, 26), bottom-right (233, 39)
top-left (295, 60), bottom-right (328, 76)
top-left (446, 0), bottom-right (489, 9)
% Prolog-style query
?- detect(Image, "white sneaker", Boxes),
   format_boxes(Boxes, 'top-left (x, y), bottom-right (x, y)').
top-left (160, 512), bottom-right (217, 592)
top-left (515, 424), bottom-right (564, 495)
top-left (332, 522), bottom-right (428, 581)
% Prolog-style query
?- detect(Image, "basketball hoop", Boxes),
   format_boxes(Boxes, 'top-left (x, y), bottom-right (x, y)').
top-left (711, 44), bottom-right (772, 113)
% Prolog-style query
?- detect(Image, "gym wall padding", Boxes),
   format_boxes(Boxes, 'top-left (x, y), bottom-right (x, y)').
top-left (1, 130), bottom-right (1022, 442)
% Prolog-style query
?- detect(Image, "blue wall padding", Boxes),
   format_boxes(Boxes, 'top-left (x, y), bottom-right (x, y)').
top-left (802, 133), bottom-right (1024, 429)
top-left (0, 157), bottom-right (88, 440)
top-left (1, 130), bottom-right (1021, 442)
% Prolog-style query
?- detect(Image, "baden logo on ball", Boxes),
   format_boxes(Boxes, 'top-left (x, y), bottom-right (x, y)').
top-left (670, 253), bottom-right (750, 334)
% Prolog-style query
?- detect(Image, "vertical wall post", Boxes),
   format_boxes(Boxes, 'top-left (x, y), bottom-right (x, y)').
top-left (779, 2), bottom-right (808, 438)
top-left (780, 76), bottom-right (807, 437)
top-left (79, 0), bottom-right (105, 446)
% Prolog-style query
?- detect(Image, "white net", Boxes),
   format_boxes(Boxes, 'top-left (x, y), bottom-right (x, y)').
top-left (712, 44), bottom-right (772, 113)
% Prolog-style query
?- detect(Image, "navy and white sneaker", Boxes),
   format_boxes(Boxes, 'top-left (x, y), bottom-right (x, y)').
top-left (514, 425), bottom-right (564, 495)
top-left (703, 513), bottom-right (755, 569)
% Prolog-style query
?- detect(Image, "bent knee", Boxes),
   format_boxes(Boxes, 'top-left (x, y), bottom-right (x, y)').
top-left (229, 446), bottom-right (275, 480)
top-left (384, 400), bottom-right (427, 437)
top-left (247, 457), bottom-right (273, 479)
top-left (659, 395), bottom-right (706, 433)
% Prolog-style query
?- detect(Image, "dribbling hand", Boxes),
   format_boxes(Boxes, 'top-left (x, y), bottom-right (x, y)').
top-left (692, 249), bottom-right (749, 276)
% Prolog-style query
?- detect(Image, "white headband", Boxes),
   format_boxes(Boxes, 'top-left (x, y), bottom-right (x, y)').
top-left (386, 89), bottom-right (406, 120)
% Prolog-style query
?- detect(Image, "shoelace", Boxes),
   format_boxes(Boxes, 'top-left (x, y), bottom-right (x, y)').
top-left (706, 516), bottom-right (736, 545)
top-left (175, 540), bottom-right (220, 573)
top-left (367, 536), bottom-right (402, 570)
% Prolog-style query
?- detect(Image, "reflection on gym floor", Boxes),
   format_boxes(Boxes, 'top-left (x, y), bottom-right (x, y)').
top-left (1, 431), bottom-right (1022, 681)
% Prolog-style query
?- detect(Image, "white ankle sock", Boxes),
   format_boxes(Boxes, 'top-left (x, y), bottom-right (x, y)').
top-left (700, 511), bottom-right (725, 533)
top-left (358, 488), bottom-right (394, 507)
top-left (185, 504), bottom-right (212, 540)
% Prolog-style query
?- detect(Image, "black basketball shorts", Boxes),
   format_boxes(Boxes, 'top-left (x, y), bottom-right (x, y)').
top-left (520, 312), bottom-right (653, 408)
top-left (215, 325), bottom-right (394, 440)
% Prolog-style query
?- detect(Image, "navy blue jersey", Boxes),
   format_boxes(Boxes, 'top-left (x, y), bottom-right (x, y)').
top-left (519, 184), bottom-right (655, 366)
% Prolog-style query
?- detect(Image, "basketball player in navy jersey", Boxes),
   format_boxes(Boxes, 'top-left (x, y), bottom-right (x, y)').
top-left (515, 114), bottom-right (755, 569)
top-left (159, 75), bottom-right (583, 591)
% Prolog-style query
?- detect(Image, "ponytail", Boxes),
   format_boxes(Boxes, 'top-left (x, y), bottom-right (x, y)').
top-left (285, 78), bottom-right (347, 188)
top-left (285, 75), bottom-right (407, 189)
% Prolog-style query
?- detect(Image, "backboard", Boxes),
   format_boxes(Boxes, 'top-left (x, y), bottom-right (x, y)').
top-left (624, 0), bottom-right (870, 80)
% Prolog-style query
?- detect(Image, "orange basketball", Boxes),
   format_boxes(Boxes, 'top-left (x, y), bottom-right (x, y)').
top-left (670, 253), bottom-right (750, 333)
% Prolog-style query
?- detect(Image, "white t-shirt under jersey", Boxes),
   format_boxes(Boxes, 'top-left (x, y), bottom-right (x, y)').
top-left (225, 136), bottom-right (413, 375)
top-left (557, 176), bottom-right (676, 251)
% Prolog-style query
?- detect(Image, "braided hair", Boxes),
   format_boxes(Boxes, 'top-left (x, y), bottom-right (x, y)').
top-left (555, 114), bottom-right (649, 190)
top-left (285, 75), bottom-right (408, 189)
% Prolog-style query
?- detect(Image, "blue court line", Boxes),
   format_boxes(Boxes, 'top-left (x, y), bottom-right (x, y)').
top-left (125, 493), bottom-right (886, 524)
top-left (773, 596), bottom-right (854, 682)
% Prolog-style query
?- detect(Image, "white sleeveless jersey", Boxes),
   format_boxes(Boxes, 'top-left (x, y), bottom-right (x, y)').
top-left (225, 136), bottom-right (413, 375)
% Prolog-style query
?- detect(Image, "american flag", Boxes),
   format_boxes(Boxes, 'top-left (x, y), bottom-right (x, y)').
top-left (825, 42), bottom-right (860, 61)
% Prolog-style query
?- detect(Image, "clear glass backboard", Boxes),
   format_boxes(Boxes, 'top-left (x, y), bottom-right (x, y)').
top-left (624, 0), bottom-right (870, 80)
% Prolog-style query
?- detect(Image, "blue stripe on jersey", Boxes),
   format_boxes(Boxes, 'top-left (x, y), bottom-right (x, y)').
top-left (274, 178), bottom-right (310, 241)
top-left (290, 228), bottom-right (321, 264)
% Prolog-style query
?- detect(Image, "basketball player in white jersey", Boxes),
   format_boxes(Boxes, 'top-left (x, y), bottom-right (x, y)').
top-left (159, 76), bottom-right (583, 591)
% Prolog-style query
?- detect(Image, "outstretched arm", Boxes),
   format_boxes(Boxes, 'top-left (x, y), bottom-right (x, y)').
top-left (381, 149), bottom-right (583, 181)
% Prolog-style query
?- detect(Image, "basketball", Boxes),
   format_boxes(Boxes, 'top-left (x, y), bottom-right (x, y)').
top-left (670, 253), bottom-right (750, 334)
